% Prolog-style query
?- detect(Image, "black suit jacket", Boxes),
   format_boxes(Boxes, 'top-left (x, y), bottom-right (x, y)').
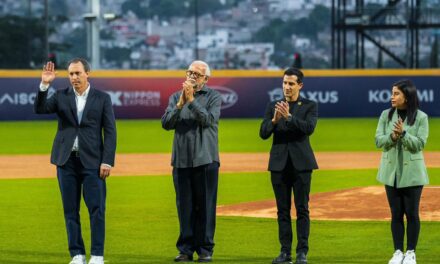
top-left (34, 86), bottom-right (117, 169)
top-left (260, 97), bottom-right (318, 172)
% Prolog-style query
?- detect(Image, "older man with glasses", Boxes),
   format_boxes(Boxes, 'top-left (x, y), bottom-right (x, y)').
top-left (162, 60), bottom-right (222, 263)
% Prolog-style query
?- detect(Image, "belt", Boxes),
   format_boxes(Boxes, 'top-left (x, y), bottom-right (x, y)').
top-left (71, 151), bottom-right (80, 157)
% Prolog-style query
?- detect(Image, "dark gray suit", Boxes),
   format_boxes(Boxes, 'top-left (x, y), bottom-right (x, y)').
top-left (260, 97), bottom-right (318, 256)
top-left (34, 86), bottom-right (116, 257)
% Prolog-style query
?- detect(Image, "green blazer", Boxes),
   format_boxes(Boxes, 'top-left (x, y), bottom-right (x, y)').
top-left (375, 109), bottom-right (429, 188)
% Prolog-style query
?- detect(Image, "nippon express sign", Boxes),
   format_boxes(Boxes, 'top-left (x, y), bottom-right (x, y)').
top-left (106, 90), bottom-right (161, 106)
top-left (107, 87), bottom-right (238, 109)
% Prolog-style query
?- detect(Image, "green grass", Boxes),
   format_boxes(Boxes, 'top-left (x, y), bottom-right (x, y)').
top-left (1, 169), bottom-right (440, 263)
top-left (218, 169), bottom-right (377, 205)
top-left (1, 118), bottom-right (439, 263)
top-left (0, 118), bottom-right (439, 154)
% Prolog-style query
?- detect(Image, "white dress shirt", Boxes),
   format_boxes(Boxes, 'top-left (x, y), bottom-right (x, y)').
top-left (40, 82), bottom-right (90, 151)
top-left (72, 85), bottom-right (90, 151)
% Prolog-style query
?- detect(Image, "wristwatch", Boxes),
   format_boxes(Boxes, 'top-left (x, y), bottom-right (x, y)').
top-left (400, 130), bottom-right (406, 138)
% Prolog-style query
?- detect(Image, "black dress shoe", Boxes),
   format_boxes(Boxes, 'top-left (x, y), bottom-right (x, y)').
top-left (295, 252), bottom-right (307, 264)
top-left (272, 252), bottom-right (292, 264)
top-left (174, 254), bottom-right (193, 262)
top-left (198, 254), bottom-right (212, 262)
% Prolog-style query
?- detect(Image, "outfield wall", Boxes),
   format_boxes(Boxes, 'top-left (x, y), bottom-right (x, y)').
top-left (0, 69), bottom-right (439, 120)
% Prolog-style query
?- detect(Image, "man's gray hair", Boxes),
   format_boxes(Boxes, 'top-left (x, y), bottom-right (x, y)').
top-left (190, 60), bottom-right (211, 77)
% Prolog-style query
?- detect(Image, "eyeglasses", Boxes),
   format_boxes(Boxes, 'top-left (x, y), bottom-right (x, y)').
top-left (186, 70), bottom-right (205, 79)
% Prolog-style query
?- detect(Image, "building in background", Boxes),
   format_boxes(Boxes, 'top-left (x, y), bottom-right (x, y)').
top-left (1, 0), bottom-right (439, 69)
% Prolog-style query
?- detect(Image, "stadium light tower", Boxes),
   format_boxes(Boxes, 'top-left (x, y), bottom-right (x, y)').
top-left (44, 0), bottom-right (49, 58)
top-left (83, 0), bottom-right (100, 68)
top-left (194, 0), bottom-right (199, 60)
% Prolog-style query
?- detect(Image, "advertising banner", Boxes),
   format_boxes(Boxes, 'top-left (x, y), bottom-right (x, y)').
top-left (0, 71), bottom-right (438, 120)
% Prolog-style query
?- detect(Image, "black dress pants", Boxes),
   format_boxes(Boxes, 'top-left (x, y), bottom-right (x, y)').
top-left (271, 159), bottom-right (311, 255)
top-left (385, 184), bottom-right (423, 251)
top-left (173, 162), bottom-right (219, 257)
top-left (57, 155), bottom-right (106, 257)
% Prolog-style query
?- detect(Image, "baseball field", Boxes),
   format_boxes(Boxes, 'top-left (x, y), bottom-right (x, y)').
top-left (0, 118), bottom-right (439, 263)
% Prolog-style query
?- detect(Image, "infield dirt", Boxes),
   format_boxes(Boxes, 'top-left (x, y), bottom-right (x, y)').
top-left (1, 151), bottom-right (439, 179)
top-left (2, 152), bottom-right (439, 221)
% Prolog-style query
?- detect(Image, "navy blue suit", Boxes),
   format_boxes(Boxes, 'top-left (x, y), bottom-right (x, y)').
top-left (34, 86), bottom-right (116, 257)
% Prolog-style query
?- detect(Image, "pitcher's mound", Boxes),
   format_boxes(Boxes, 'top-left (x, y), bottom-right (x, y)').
top-left (217, 186), bottom-right (440, 221)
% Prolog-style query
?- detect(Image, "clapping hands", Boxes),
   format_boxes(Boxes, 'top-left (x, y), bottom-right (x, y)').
top-left (391, 117), bottom-right (404, 141)
top-left (272, 101), bottom-right (290, 124)
top-left (177, 80), bottom-right (196, 109)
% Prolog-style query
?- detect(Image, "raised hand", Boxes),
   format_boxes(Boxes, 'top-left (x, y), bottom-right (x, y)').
top-left (41, 61), bottom-right (56, 85)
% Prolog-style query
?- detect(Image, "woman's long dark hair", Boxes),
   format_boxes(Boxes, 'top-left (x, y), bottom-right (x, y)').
top-left (388, 79), bottom-right (419, 126)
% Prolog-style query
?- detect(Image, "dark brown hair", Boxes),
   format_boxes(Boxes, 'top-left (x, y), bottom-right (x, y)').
top-left (284, 67), bottom-right (304, 84)
top-left (388, 79), bottom-right (419, 126)
top-left (67, 58), bottom-right (91, 72)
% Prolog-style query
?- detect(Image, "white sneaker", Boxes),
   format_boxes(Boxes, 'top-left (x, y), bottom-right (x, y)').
top-left (88, 255), bottom-right (104, 264)
top-left (388, 250), bottom-right (404, 264)
top-left (69, 255), bottom-right (86, 264)
top-left (402, 250), bottom-right (417, 264)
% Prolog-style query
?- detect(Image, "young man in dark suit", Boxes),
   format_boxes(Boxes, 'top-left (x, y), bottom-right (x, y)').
top-left (34, 59), bottom-right (116, 264)
top-left (260, 68), bottom-right (318, 264)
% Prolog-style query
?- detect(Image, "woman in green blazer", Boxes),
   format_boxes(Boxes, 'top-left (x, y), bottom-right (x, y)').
top-left (375, 80), bottom-right (429, 264)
